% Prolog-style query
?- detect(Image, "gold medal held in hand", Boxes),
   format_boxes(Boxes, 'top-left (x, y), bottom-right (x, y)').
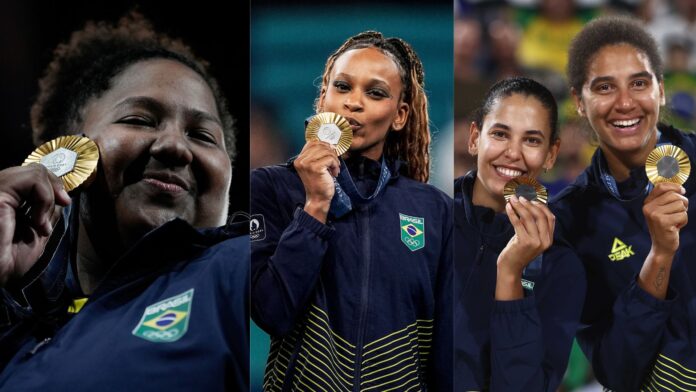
top-left (645, 145), bottom-right (690, 185)
top-left (503, 176), bottom-right (548, 204)
top-left (305, 112), bottom-right (353, 156)
top-left (22, 135), bottom-right (99, 192)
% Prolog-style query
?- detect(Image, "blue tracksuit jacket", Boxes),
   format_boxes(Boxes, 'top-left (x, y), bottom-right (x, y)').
top-left (251, 156), bottom-right (453, 391)
top-left (455, 171), bottom-right (585, 391)
top-left (551, 125), bottom-right (696, 391)
top-left (0, 206), bottom-right (249, 391)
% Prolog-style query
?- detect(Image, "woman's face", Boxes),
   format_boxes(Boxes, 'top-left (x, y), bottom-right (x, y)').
top-left (79, 58), bottom-right (231, 246)
top-left (318, 47), bottom-right (409, 160)
top-left (573, 44), bottom-right (665, 156)
top-left (469, 94), bottom-right (559, 209)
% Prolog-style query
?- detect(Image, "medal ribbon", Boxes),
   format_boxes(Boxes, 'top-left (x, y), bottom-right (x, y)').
top-left (329, 156), bottom-right (390, 218)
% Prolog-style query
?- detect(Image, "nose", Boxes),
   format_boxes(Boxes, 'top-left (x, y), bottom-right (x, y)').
top-left (615, 87), bottom-right (637, 113)
top-left (504, 141), bottom-right (522, 161)
top-left (344, 89), bottom-right (363, 112)
top-left (149, 127), bottom-right (194, 167)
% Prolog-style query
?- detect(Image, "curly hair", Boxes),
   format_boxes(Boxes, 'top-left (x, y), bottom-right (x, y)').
top-left (567, 16), bottom-right (663, 95)
top-left (30, 11), bottom-right (236, 162)
top-left (473, 77), bottom-right (559, 142)
top-left (315, 31), bottom-right (430, 183)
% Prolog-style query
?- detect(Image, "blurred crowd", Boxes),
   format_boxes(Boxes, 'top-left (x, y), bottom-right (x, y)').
top-left (455, 0), bottom-right (696, 391)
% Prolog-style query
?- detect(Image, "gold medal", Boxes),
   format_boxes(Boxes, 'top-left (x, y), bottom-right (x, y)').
top-left (22, 135), bottom-right (99, 192)
top-left (305, 112), bottom-right (353, 156)
top-left (645, 145), bottom-right (690, 185)
top-left (503, 176), bottom-right (548, 204)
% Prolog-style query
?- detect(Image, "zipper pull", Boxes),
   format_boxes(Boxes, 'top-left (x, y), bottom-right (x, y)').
top-left (26, 337), bottom-right (52, 357)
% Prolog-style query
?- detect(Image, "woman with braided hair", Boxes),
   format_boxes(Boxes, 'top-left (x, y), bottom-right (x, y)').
top-left (251, 31), bottom-right (453, 391)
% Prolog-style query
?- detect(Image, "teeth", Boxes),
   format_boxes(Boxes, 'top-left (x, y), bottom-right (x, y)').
top-left (612, 119), bottom-right (640, 127)
top-left (496, 167), bottom-right (523, 177)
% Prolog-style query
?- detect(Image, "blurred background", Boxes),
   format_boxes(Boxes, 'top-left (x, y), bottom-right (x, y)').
top-left (250, 0), bottom-right (452, 390)
top-left (0, 0), bottom-right (250, 214)
top-left (455, 0), bottom-right (696, 390)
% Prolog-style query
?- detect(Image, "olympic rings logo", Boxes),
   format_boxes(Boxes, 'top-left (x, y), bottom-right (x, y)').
top-left (143, 329), bottom-right (180, 340)
top-left (403, 237), bottom-right (422, 246)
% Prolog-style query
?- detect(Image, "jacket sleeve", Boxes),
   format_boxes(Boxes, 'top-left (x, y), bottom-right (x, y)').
top-left (576, 276), bottom-right (675, 391)
top-left (489, 245), bottom-right (586, 392)
top-left (429, 203), bottom-right (453, 391)
top-left (250, 168), bottom-right (335, 336)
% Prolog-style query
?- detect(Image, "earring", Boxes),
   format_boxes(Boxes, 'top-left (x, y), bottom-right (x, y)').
top-left (543, 167), bottom-right (548, 173)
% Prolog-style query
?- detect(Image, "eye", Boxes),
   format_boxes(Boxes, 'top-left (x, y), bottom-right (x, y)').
top-left (596, 83), bottom-right (614, 93)
top-left (367, 88), bottom-right (389, 99)
top-left (525, 137), bottom-right (543, 146)
top-left (632, 79), bottom-right (649, 89)
top-left (118, 115), bottom-right (155, 127)
top-left (490, 130), bottom-right (507, 139)
top-left (333, 81), bottom-right (350, 92)
top-left (186, 128), bottom-right (217, 145)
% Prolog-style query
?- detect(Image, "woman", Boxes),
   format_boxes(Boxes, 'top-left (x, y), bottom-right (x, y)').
top-left (551, 16), bottom-right (692, 391)
top-left (251, 31), bottom-right (452, 391)
top-left (0, 13), bottom-right (248, 391)
top-left (455, 77), bottom-right (585, 391)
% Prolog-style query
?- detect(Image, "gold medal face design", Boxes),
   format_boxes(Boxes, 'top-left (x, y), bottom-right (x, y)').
top-left (22, 135), bottom-right (99, 192)
top-left (503, 176), bottom-right (548, 204)
top-left (305, 112), bottom-right (353, 156)
top-left (645, 145), bottom-right (690, 185)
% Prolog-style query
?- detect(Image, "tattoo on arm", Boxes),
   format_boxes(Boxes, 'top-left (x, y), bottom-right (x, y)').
top-left (654, 266), bottom-right (666, 291)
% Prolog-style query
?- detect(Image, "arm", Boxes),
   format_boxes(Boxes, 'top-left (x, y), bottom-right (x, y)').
top-left (489, 245), bottom-right (586, 391)
top-left (490, 200), bottom-right (585, 391)
top-left (250, 166), bottom-right (336, 337)
top-left (576, 182), bottom-right (685, 390)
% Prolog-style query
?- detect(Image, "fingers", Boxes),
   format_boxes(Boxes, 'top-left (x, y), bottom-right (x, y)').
top-left (507, 196), bottom-right (554, 250)
top-left (295, 141), bottom-right (340, 177)
top-left (645, 182), bottom-right (685, 204)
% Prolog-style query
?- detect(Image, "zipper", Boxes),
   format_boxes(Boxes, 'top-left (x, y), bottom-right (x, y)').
top-left (354, 205), bottom-right (371, 391)
top-left (25, 337), bottom-right (52, 357)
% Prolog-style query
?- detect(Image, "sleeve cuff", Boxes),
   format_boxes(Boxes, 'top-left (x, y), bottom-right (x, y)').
top-left (493, 296), bottom-right (536, 314)
top-left (293, 207), bottom-right (335, 240)
top-left (628, 275), bottom-right (678, 311)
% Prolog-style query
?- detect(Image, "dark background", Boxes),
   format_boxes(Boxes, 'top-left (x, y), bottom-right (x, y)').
top-left (0, 0), bottom-right (250, 214)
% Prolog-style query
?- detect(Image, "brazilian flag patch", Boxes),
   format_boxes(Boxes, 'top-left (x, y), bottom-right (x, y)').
top-left (400, 213), bottom-right (425, 251)
top-left (132, 289), bottom-right (194, 343)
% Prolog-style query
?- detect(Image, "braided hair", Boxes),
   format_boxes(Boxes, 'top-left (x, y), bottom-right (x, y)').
top-left (315, 31), bottom-right (430, 183)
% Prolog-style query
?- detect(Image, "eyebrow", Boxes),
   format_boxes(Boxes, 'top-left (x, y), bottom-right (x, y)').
top-left (334, 72), bottom-right (392, 91)
top-left (589, 71), bottom-right (654, 87)
top-left (114, 96), bottom-right (222, 126)
top-left (490, 123), bottom-right (546, 137)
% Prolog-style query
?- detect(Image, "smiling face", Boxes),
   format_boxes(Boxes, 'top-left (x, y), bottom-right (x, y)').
top-left (318, 47), bottom-right (409, 161)
top-left (573, 44), bottom-right (665, 164)
top-left (469, 93), bottom-right (559, 211)
top-left (79, 58), bottom-right (231, 248)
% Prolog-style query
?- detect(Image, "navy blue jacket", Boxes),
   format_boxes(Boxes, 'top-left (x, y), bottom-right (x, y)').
top-left (455, 172), bottom-right (586, 391)
top-left (251, 156), bottom-right (453, 391)
top-left (0, 206), bottom-right (249, 391)
top-left (551, 125), bottom-right (696, 391)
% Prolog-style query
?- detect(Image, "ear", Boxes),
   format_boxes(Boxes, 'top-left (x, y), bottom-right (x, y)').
top-left (468, 121), bottom-right (480, 156)
top-left (544, 138), bottom-right (561, 171)
top-left (658, 80), bottom-right (666, 106)
top-left (391, 101), bottom-right (409, 131)
top-left (571, 87), bottom-right (586, 117)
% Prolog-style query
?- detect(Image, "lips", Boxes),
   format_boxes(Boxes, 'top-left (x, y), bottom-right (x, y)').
top-left (344, 116), bottom-right (362, 131)
top-left (142, 171), bottom-right (190, 193)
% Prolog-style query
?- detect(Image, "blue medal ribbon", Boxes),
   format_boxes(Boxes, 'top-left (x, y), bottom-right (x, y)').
top-left (329, 156), bottom-right (391, 218)
top-left (598, 130), bottom-right (667, 201)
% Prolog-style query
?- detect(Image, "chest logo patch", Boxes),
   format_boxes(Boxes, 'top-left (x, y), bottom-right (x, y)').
top-left (400, 213), bottom-right (425, 251)
top-left (132, 289), bottom-right (194, 343)
top-left (608, 237), bottom-right (635, 262)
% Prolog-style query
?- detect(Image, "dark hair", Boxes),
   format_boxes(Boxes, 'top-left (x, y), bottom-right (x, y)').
top-left (567, 16), bottom-right (663, 94)
top-left (473, 77), bottom-right (559, 141)
top-left (30, 11), bottom-right (236, 162)
top-left (315, 31), bottom-right (430, 183)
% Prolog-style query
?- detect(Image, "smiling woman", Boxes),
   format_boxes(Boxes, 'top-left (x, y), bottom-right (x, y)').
top-left (0, 11), bottom-right (248, 391)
